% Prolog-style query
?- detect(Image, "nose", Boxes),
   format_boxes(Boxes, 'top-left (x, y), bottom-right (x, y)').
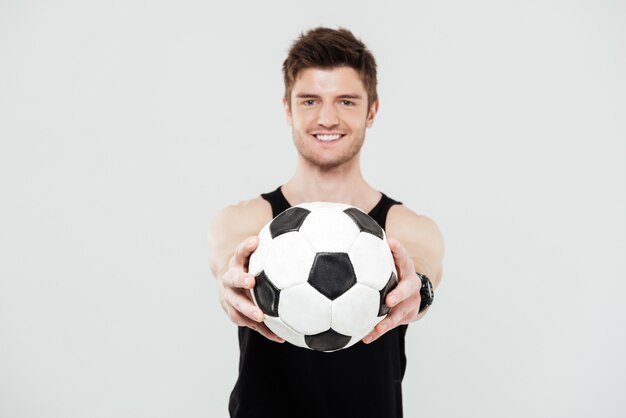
top-left (318, 103), bottom-right (339, 128)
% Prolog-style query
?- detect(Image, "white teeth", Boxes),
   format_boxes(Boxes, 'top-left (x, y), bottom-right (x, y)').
top-left (315, 134), bottom-right (342, 141)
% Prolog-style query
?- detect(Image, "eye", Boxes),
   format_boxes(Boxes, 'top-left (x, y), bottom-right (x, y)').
top-left (303, 99), bottom-right (316, 106)
top-left (341, 100), bottom-right (355, 106)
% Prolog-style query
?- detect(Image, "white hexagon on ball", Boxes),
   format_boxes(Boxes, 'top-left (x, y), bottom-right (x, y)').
top-left (298, 208), bottom-right (361, 253)
top-left (264, 231), bottom-right (315, 289)
top-left (348, 232), bottom-right (395, 291)
top-left (279, 283), bottom-right (332, 335)
top-left (264, 316), bottom-right (307, 349)
top-left (331, 283), bottom-right (381, 337)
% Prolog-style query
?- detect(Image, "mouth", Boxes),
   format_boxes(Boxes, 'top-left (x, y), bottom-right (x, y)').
top-left (311, 133), bottom-right (346, 142)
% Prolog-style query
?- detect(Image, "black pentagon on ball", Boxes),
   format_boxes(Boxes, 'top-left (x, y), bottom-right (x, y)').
top-left (305, 328), bottom-right (351, 351)
top-left (308, 252), bottom-right (356, 300)
top-left (378, 271), bottom-right (398, 316)
top-left (253, 271), bottom-right (280, 317)
top-left (269, 207), bottom-right (311, 239)
top-left (343, 208), bottom-right (384, 239)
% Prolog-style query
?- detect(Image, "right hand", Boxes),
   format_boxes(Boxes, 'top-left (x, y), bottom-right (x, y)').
top-left (217, 236), bottom-right (284, 343)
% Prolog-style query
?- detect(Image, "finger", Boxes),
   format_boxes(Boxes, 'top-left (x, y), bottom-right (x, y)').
top-left (386, 239), bottom-right (419, 305)
top-left (362, 301), bottom-right (412, 344)
top-left (253, 322), bottom-right (286, 343)
top-left (233, 236), bottom-right (259, 268)
top-left (228, 309), bottom-right (285, 343)
top-left (386, 272), bottom-right (421, 307)
top-left (227, 288), bottom-right (265, 322)
top-left (226, 271), bottom-right (256, 290)
top-left (387, 238), bottom-right (414, 280)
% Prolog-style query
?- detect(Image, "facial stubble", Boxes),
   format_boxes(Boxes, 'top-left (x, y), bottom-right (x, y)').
top-left (291, 123), bottom-right (367, 171)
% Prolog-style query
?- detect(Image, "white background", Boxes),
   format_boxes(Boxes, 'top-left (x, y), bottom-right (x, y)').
top-left (1, 0), bottom-right (625, 417)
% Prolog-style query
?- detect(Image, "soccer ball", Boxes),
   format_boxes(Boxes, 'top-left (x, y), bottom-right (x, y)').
top-left (248, 202), bottom-right (398, 352)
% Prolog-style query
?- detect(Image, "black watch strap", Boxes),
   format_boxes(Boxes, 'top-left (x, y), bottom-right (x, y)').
top-left (417, 272), bottom-right (434, 313)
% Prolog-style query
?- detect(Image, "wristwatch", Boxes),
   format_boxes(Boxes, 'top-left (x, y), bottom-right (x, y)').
top-left (417, 272), bottom-right (434, 313)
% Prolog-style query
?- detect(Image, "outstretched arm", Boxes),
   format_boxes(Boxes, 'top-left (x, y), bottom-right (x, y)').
top-left (363, 205), bottom-right (444, 344)
top-left (208, 198), bottom-right (284, 343)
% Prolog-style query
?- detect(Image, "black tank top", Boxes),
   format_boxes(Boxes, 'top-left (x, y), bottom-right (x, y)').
top-left (229, 186), bottom-right (408, 418)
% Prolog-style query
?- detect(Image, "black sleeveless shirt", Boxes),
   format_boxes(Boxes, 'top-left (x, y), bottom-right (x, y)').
top-left (229, 187), bottom-right (408, 418)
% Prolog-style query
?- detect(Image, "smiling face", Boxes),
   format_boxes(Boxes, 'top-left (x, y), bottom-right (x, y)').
top-left (283, 66), bottom-right (379, 171)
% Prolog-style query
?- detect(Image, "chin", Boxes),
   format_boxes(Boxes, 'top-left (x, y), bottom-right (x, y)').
top-left (303, 153), bottom-right (358, 171)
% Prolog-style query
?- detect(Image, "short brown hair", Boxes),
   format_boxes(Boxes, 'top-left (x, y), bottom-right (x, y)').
top-left (282, 27), bottom-right (378, 109)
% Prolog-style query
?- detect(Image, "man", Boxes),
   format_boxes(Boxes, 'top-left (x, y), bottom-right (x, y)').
top-left (208, 27), bottom-right (444, 418)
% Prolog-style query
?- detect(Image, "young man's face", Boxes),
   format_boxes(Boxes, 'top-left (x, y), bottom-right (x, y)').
top-left (283, 66), bottom-right (378, 171)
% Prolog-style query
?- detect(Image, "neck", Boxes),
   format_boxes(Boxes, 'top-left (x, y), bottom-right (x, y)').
top-left (282, 154), bottom-right (380, 211)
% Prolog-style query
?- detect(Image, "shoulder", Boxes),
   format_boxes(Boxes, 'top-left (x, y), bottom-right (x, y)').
top-left (207, 196), bottom-right (274, 277)
top-left (209, 196), bottom-right (273, 240)
top-left (386, 204), bottom-right (445, 258)
top-left (208, 196), bottom-right (273, 253)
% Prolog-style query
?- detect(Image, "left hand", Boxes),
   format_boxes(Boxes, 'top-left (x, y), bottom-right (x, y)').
top-left (362, 237), bottom-right (424, 344)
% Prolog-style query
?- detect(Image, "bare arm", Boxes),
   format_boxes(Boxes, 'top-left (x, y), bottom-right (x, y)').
top-left (363, 205), bottom-right (445, 343)
top-left (387, 204), bottom-right (445, 292)
top-left (208, 197), bottom-right (284, 342)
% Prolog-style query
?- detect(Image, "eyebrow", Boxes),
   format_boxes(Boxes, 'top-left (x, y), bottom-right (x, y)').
top-left (295, 93), bottom-right (363, 100)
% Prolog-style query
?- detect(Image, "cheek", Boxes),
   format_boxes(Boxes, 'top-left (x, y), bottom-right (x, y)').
top-left (293, 112), bottom-right (316, 129)
top-left (344, 109), bottom-right (368, 124)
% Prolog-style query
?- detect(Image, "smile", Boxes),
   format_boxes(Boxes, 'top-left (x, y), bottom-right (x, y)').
top-left (313, 134), bottom-right (345, 142)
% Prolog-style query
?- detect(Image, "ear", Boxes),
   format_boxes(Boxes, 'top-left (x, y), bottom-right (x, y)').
top-left (365, 98), bottom-right (379, 128)
top-left (282, 96), bottom-right (293, 126)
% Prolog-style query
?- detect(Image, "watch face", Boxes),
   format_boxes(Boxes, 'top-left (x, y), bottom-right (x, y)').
top-left (424, 278), bottom-right (433, 298)
top-left (417, 273), bottom-right (434, 313)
